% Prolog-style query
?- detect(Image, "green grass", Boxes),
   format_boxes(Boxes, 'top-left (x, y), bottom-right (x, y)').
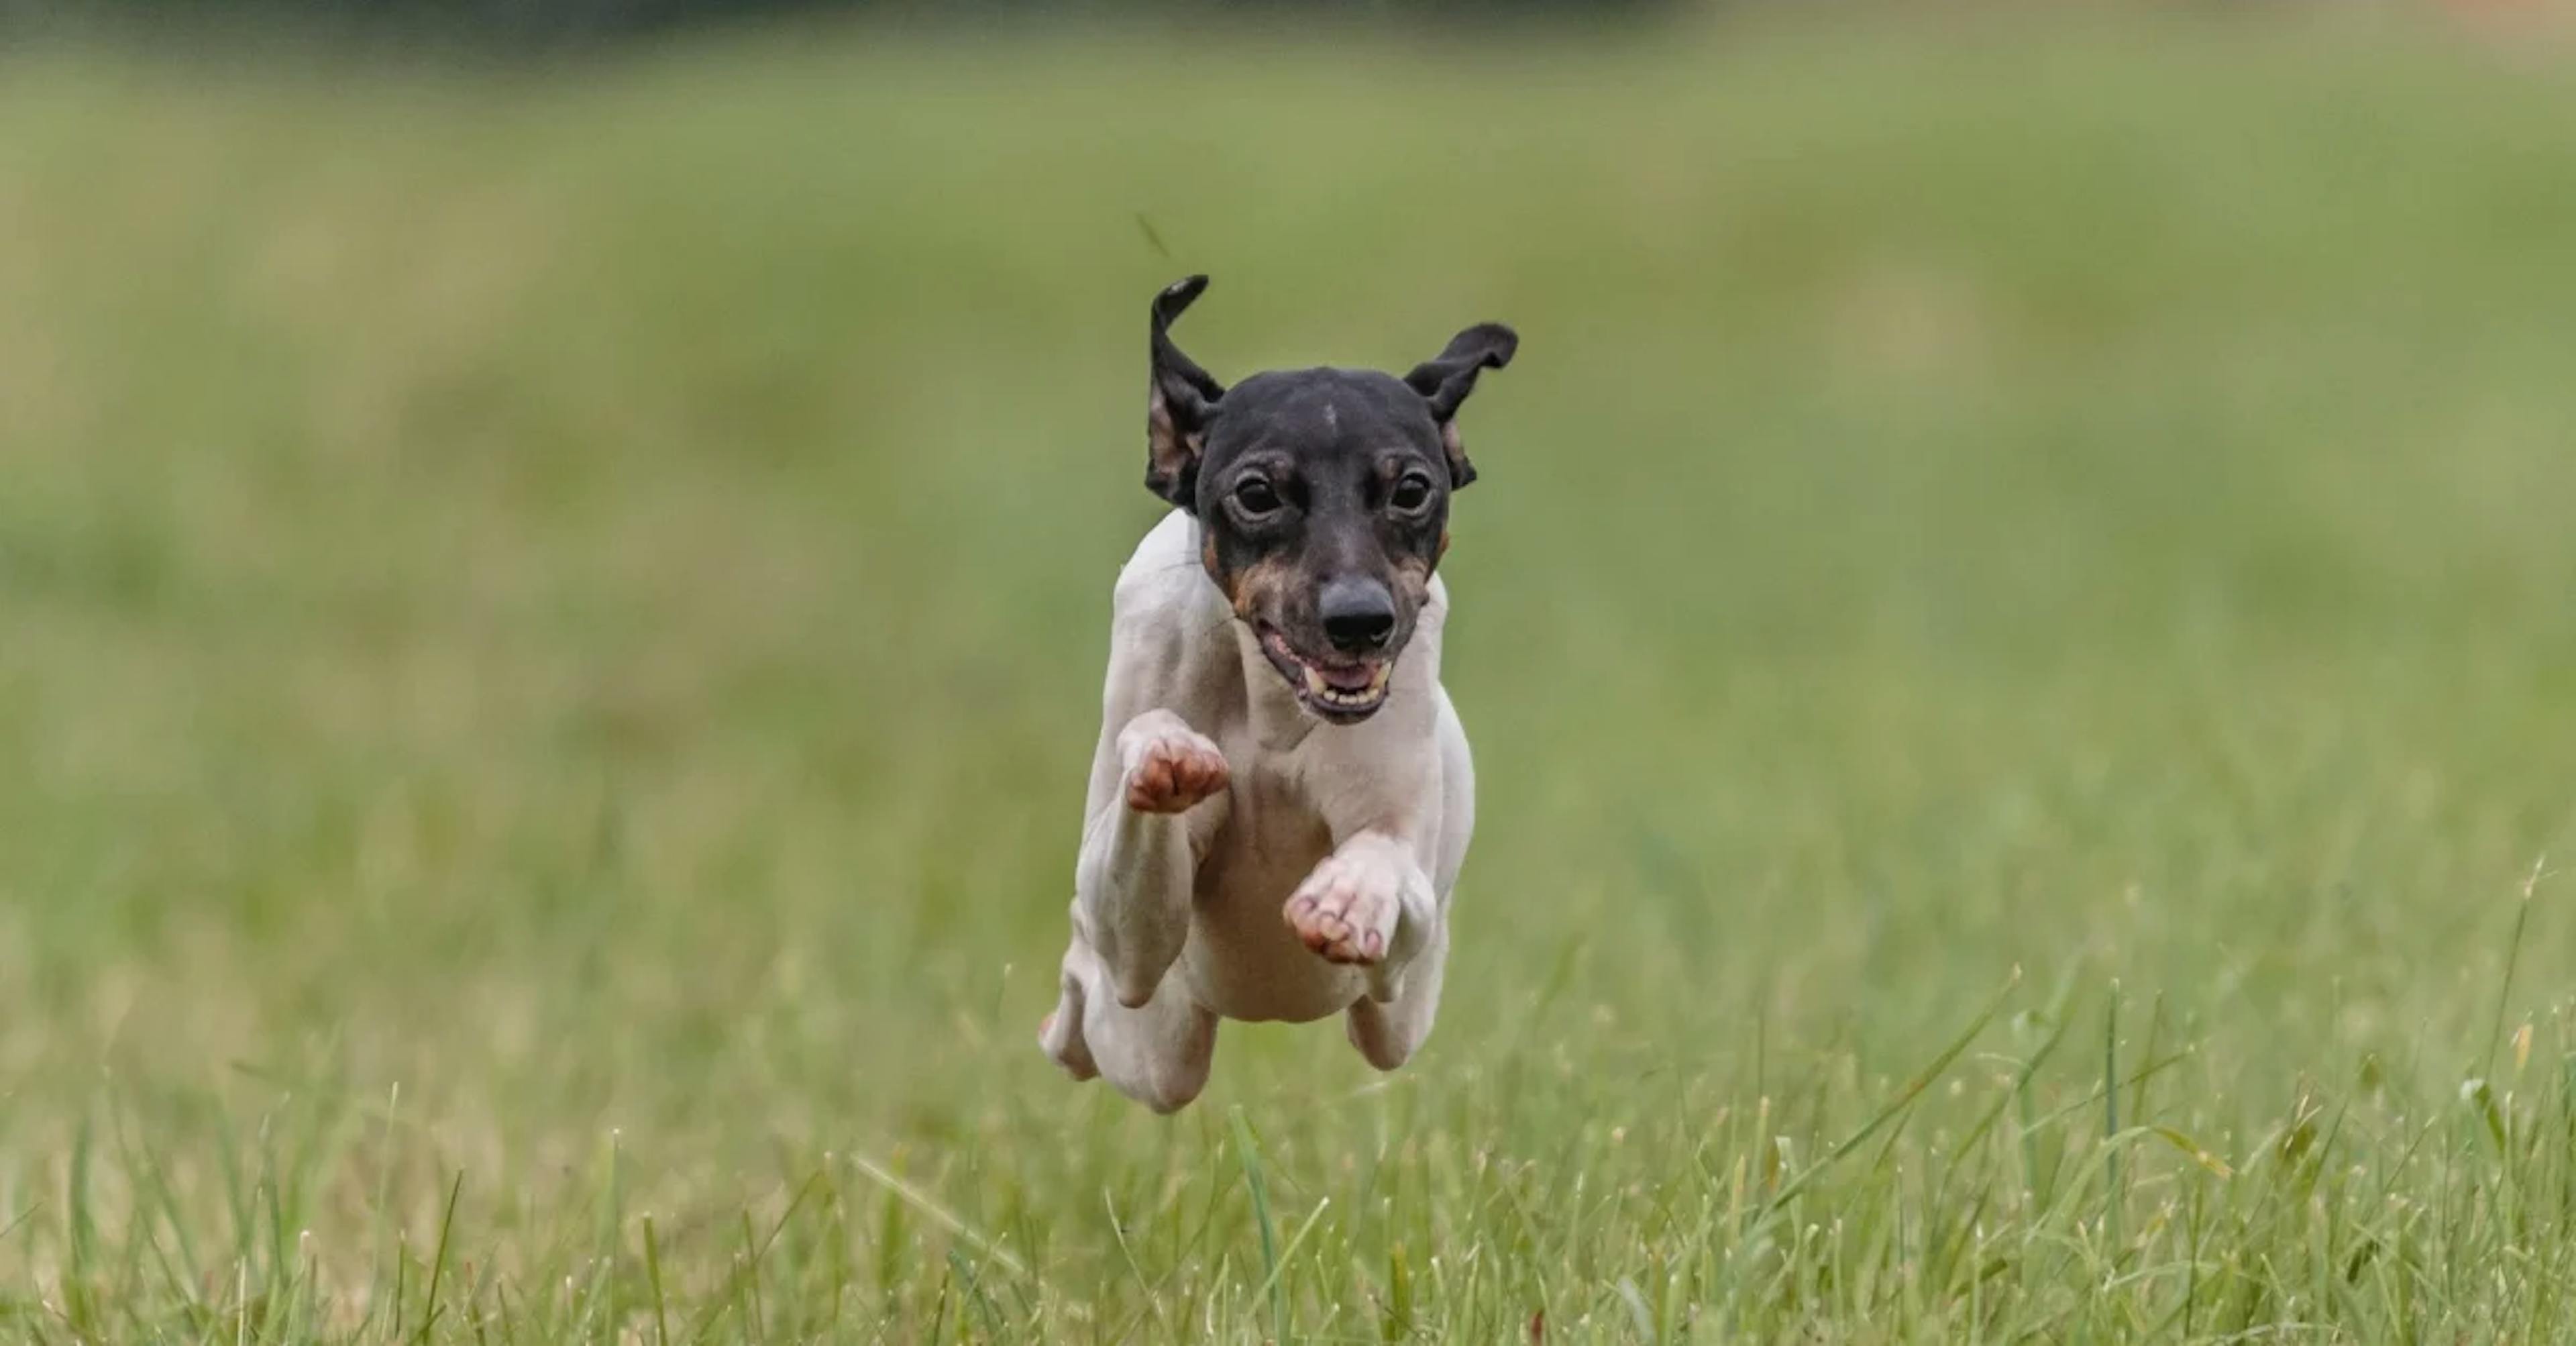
top-left (6, 7), bottom-right (2576, 1339)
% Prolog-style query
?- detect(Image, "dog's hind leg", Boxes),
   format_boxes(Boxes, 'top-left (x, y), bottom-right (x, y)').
top-left (1038, 925), bottom-right (1102, 1081)
top-left (1044, 935), bottom-right (1219, 1113)
top-left (1344, 915), bottom-right (1448, 1070)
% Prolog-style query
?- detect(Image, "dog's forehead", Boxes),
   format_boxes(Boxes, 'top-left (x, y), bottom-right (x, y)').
top-left (1214, 368), bottom-right (1437, 458)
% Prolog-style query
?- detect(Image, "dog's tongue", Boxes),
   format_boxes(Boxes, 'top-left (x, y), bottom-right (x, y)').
top-left (1320, 662), bottom-right (1379, 692)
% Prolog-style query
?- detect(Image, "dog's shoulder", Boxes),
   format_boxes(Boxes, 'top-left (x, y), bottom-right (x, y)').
top-left (1097, 511), bottom-right (1236, 725)
top-left (1110, 510), bottom-right (1224, 633)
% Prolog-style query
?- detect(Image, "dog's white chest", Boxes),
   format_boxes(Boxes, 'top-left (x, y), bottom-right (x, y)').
top-left (1180, 751), bottom-right (1370, 1022)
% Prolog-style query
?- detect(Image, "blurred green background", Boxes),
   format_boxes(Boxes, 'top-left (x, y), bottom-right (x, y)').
top-left (7, 3), bottom-right (2576, 1339)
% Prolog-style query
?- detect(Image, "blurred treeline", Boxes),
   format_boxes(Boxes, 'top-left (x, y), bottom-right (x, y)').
top-left (3, 0), bottom-right (1674, 51)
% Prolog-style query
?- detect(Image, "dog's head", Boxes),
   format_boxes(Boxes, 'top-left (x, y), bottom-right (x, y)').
top-left (1144, 275), bottom-right (1517, 724)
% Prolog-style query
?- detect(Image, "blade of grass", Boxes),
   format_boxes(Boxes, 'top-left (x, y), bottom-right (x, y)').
top-left (2483, 857), bottom-right (2546, 1083)
top-left (847, 1153), bottom-right (1030, 1283)
top-left (408, 1172), bottom-right (464, 1345)
top-left (1228, 1108), bottom-right (1287, 1346)
top-left (1750, 966), bottom-right (2022, 1234)
top-left (2105, 982), bottom-right (2123, 1253)
top-left (643, 1214), bottom-right (671, 1346)
top-left (1247, 1198), bottom-right (1330, 1310)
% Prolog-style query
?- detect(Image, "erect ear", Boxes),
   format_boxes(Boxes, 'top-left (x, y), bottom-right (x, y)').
top-left (1402, 321), bottom-right (1517, 490)
top-left (1146, 275), bottom-right (1226, 509)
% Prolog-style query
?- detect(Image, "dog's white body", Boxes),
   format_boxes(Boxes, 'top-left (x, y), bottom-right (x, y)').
top-left (1040, 509), bottom-right (1472, 1111)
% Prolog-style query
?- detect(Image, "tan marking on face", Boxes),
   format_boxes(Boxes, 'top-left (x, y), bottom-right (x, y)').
top-left (1439, 421), bottom-right (1475, 488)
top-left (1200, 533), bottom-right (1221, 582)
top-left (1437, 529), bottom-right (1450, 563)
top-left (1222, 554), bottom-right (1298, 624)
top-left (1392, 555), bottom-right (1434, 607)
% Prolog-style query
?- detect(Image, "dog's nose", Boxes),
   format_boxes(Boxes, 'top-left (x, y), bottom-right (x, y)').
top-left (1318, 578), bottom-right (1397, 653)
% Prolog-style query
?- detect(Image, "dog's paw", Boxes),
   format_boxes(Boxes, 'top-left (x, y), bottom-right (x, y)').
top-left (1284, 845), bottom-right (1409, 966)
top-left (1042, 942), bottom-right (1100, 1080)
top-left (1118, 711), bottom-right (1230, 815)
top-left (1039, 1008), bottom-right (1097, 1081)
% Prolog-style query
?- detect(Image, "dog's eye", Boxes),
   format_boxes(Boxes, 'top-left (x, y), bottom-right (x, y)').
top-left (1233, 478), bottom-right (1282, 515)
top-left (1390, 474), bottom-right (1435, 513)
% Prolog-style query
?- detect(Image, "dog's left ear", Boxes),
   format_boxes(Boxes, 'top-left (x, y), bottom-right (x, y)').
top-left (1403, 323), bottom-right (1517, 490)
top-left (1147, 275), bottom-right (1226, 509)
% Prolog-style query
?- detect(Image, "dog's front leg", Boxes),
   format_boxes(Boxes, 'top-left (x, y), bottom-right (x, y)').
top-left (1075, 709), bottom-right (1229, 1008)
top-left (1282, 831), bottom-right (1439, 1004)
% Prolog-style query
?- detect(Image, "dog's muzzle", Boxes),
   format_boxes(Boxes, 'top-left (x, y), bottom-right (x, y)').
top-left (1257, 624), bottom-right (1395, 723)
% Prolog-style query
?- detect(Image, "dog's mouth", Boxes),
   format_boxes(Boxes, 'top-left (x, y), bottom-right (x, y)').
top-left (1256, 625), bottom-right (1393, 723)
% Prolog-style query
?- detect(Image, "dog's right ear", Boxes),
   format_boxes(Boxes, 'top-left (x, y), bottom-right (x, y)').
top-left (1147, 275), bottom-right (1226, 509)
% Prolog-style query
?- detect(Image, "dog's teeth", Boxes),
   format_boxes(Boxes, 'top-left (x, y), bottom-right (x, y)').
top-left (1303, 667), bottom-right (1329, 696)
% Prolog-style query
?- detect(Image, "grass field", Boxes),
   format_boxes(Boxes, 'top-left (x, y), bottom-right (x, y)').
top-left (7, 7), bottom-right (2576, 1340)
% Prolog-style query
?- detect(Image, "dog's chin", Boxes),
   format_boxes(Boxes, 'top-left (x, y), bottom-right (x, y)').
top-left (1256, 625), bottom-right (1394, 724)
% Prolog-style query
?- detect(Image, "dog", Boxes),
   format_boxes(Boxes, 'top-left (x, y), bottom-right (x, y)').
top-left (1038, 275), bottom-right (1517, 1112)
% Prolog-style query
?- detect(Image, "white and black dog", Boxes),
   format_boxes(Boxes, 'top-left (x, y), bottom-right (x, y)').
top-left (1040, 276), bottom-right (1517, 1112)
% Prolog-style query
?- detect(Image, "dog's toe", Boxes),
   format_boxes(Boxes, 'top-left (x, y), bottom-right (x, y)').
top-left (1040, 1003), bottom-right (1098, 1082)
top-left (1284, 858), bottom-right (1397, 966)
top-left (1319, 931), bottom-right (1376, 964)
top-left (1124, 728), bottom-right (1231, 815)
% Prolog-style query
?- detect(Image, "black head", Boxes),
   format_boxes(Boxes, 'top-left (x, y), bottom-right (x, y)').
top-left (1145, 275), bottom-right (1517, 724)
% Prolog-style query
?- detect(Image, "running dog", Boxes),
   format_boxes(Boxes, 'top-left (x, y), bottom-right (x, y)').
top-left (1040, 275), bottom-right (1517, 1112)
